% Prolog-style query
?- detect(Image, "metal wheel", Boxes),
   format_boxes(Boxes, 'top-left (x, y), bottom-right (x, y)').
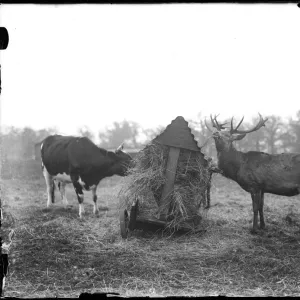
top-left (120, 209), bottom-right (129, 239)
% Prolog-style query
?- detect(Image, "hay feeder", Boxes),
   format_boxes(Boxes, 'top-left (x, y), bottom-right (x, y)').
top-left (119, 116), bottom-right (212, 238)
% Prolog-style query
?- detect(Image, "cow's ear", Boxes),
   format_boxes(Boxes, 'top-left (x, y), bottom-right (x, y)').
top-left (115, 143), bottom-right (124, 153)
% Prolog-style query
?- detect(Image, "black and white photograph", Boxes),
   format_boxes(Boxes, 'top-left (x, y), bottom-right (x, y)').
top-left (1, 3), bottom-right (300, 297)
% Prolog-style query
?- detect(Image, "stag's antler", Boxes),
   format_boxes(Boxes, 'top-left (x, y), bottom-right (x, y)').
top-left (204, 117), bottom-right (213, 132)
top-left (230, 113), bottom-right (268, 135)
top-left (210, 114), bottom-right (228, 131)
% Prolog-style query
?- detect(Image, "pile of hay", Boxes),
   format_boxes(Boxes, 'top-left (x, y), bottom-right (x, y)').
top-left (119, 142), bottom-right (212, 231)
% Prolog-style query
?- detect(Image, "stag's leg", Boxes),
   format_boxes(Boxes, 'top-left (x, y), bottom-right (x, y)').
top-left (259, 192), bottom-right (265, 229)
top-left (71, 174), bottom-right (85, 218)
top-left (205, 174), bottom-right (212, 209)
top-left (251, 192), bottom-right (260, 234)
top-left (91, 185), bottom-right (99, 214)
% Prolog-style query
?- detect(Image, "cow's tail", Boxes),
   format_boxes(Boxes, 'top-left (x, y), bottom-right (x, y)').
top-left (40, 142), bottom-right (45, 171)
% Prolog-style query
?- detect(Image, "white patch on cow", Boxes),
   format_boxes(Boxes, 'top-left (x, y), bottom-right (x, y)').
top-left (89, 184), bottom-right (96, 190)
top-left (40, 142), bottom-right (44, 150)
top-left (93, 203), bottom-right (98, 214)
top-left (58, 182), bottom-right (69, 207)
top-left (42, 165), bottom-right (54, 207)
top-left (78, 177), bottom-right (96, 191)
top-left (79, 204), bottom-right (84, 218)
top-left (78, 194), bottom-right (85, 218)
top-left (78, 176), bottom-right (85, 188)
top-left (91, 186), bottom-right (99, 214)
top-left (54, 173), bottom-right (72, 183)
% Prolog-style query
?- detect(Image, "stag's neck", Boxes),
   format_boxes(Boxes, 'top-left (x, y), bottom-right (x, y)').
top-left (217, 146), bottom-right (245, 181)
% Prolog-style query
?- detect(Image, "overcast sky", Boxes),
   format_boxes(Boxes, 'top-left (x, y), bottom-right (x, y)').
top-left (1, 4), bottom-right (300, 139)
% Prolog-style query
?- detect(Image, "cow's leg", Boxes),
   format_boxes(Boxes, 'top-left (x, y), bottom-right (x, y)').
top-left (59, 181), bottom-right (69, 208)
top-left (259, 192), bottom-right (265, 230)
top-left (71, 174), bottom-right (85, 218)
top-left (251, 192), bottom-right (260, 234)
top-left (42, 165), bottom-right (55, 207)
top-left (91, 185), bottom-right (99, 214)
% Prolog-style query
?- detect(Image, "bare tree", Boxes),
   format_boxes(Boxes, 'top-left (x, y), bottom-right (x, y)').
top-left (0, 126), bottom-right (22, 160)
top-left (263, 115), bottom-right (283, 154)
top-left (236, 116), bottom-right (267, 152)
top-left (98, 120), bottom-right (141, 149)
top-left (289, 110), bottom-right (300, 153)
top-left (142, 125), bottom-right (165, 144)
top-left (20, 127), bottom-right (37, 159)
top-left (36, 127), bottom-right (58, 142)
top-left (1, 126), bottom-right (58, 161)
top-left (77, 126), bottom-right (95, 142)
top-left (278, 131), bottom-right (294, 152)
top-left (188, 116), bottom-right (216, 160)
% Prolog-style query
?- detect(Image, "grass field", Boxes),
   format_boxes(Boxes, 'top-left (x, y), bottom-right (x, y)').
top-left (1, 161), bottom-right (300, 297)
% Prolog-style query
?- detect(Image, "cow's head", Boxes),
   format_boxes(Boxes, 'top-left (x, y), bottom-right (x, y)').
top-left (114, 143), bottom-right (133, 175)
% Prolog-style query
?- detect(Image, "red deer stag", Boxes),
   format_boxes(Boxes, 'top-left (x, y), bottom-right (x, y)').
top-left (206, 113), bottom-right (300, 233)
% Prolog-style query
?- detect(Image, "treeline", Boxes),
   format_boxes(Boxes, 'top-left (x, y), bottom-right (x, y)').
top-left (1, 112), bottom-right (300, 162)
top-left (190, 111), bottom-right (300, 159)
top-left (0, 121), bottom-right (164, 161)
top-left (0, 127), bottom-right (58, 161)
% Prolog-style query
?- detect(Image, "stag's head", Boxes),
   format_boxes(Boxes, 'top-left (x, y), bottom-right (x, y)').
top-left (205, 113), bottom-right (268, 152)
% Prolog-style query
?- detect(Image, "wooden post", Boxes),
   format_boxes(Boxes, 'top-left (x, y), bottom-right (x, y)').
top-left (159, 147), bottom-right (180, 221)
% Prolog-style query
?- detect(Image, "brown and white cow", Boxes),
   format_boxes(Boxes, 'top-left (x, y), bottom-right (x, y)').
top-left (41, 135), bottom-right (132, 218)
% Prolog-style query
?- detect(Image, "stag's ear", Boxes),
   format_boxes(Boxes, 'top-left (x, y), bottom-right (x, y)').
top-left (115, 143), bottom-right (124, 153)
top-left (231, 133), bottom-right (247, 141)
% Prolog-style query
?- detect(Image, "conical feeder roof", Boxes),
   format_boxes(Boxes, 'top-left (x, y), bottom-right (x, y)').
top-left (153, 116), bottom-right (201, 152)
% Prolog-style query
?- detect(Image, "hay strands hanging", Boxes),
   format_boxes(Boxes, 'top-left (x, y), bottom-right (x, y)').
top-left (119, 116), bottom-right (215, 238)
